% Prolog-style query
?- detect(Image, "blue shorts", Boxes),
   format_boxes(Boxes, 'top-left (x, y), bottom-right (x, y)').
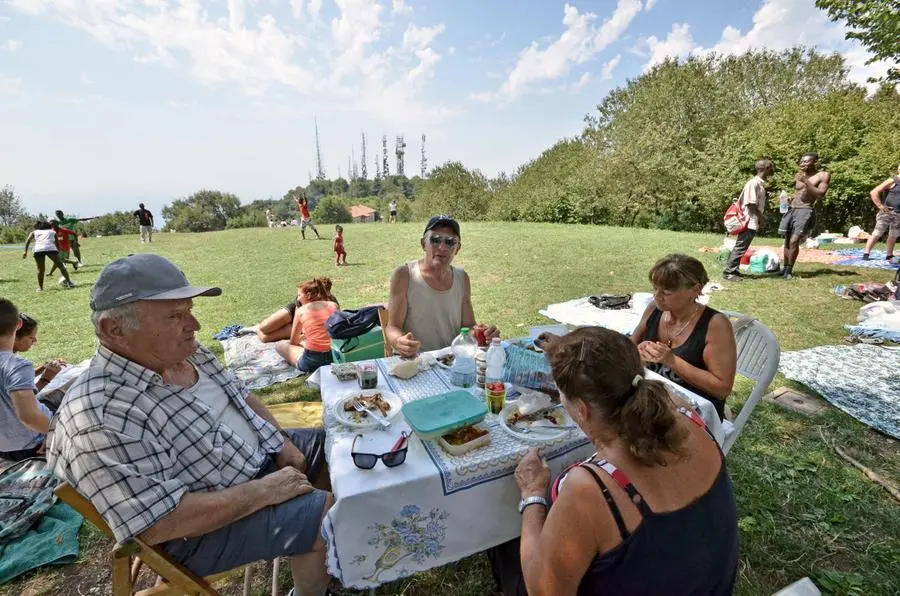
top-left (162, 428), bottom-right (329, 576)
top-left (297, 349), bottom-right (333, 373)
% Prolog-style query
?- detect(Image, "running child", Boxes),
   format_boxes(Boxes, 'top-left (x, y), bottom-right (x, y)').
top-left (48, 220), bottom-right (80, 277)
top-left (22, 221), bottom-right (75, 291)
top-left (334, 225), bottom-right (347, 265)
top-left (295, 195), bottom-right (321, 239)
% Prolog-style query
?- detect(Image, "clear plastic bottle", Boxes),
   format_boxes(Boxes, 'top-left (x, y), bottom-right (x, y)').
top-left (485, 338), bottom-right (507, 414)
top-left (449, 328), bottom-right (477, 387)
top-left (779, 191), bottom-right (789, 214)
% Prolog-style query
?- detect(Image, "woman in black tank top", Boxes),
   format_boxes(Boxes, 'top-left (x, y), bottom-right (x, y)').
top-left (488, 327), bottom-right (739, 596)
top-left (631, 254), bottom-right (737, 420)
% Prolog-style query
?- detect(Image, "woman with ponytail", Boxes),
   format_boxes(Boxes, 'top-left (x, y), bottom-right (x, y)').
top-left (274, 278), bottom-right (338, 373)
top-left (489, 326), bottom-right (738, 596)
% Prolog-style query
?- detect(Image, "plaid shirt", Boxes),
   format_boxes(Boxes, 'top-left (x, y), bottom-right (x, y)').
top-left (46, 344), bottom-right (284, 543)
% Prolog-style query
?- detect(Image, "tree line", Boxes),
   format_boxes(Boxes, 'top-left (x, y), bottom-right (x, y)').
top-left (2, 47), bottom-right (897, 241)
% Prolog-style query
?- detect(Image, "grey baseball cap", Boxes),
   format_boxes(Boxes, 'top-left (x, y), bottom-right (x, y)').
top-left (90, 253), bottom-right (221, 311)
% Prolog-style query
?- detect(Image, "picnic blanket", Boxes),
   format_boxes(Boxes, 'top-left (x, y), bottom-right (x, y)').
top-left (0, 458), bottom-right (83, 585)
top-left (220, 334), bottom-right (302, 390)
top-left (780, 345), bottom-right (900, 439)
top-left (0, 502), bottom-right (83, 585)
top-left (832, 248), bottom-right (899, 270)
top-left (539, 294), bottom-right (710, 335)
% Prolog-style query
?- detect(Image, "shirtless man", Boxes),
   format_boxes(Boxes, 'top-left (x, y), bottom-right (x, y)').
top-left (778, 153), bottom-right (830, 280)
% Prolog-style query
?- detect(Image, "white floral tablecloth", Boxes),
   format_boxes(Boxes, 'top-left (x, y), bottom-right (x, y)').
top-left (307, 357), bottom-right (724, 590)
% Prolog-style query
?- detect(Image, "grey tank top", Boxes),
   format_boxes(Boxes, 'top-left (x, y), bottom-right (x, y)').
top-left (884, 177), bottom-right (900, 213)
top-left (403, 260), bottom-right (466, 352)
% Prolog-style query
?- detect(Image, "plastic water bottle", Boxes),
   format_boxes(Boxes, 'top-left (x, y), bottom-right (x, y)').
top-left (484, 338), bottom-right (507, 414)
top-left (449, 328), bottom-right (477, 388)
top-left (779, 191), bottom-right (789, 214)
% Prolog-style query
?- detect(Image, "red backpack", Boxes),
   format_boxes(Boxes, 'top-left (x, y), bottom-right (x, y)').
top-left (723, 192), bottom-right (749, 235)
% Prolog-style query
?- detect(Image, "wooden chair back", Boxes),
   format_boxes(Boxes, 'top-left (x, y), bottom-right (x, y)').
top-left (377, 306), bottom-right (392, 357)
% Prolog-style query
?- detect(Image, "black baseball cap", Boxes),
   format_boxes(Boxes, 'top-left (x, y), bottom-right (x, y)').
top-left (423, 215), bottom-right (460, 237)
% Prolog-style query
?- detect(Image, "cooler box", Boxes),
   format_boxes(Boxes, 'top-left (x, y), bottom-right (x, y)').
top-left (330, 326), bottom-right (385, 363)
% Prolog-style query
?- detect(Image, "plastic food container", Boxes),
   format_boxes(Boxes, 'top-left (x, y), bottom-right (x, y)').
top-left (437, 423), bottom-right (491, 455)
top-left (402, 390), bottom-right (488, 439)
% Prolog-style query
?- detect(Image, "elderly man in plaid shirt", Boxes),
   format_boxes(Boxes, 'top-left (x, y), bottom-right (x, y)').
top-left (47, 254), bottom-right (333, 596)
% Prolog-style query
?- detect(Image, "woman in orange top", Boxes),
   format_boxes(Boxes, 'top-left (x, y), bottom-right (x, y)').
top-left (275, 278), bottom-right (338, 373)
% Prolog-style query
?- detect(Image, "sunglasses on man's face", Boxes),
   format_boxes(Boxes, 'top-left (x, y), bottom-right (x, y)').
top-left (428, 235), bottom-right (459, 249)
top-left (351, 432), bottom-right (409, 469)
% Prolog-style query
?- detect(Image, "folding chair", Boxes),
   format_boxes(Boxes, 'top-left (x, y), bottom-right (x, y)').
top-left (55, 483), bottom-right (280, 596)
top-left (377, 306), bottom-right (392, 358)
top-left (720, 311), bottom-right (781, 455)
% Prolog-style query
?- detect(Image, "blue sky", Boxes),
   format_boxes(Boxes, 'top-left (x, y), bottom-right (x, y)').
top-left (0, 0), bottom-right (891, 217)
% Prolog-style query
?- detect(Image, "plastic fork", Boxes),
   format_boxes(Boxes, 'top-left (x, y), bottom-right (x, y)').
top-left (352, 398), bottom-right (391, 428)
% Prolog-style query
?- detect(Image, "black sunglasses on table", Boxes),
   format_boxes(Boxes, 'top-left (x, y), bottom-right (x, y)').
top-left (351, 432), bottom-right (409, 469)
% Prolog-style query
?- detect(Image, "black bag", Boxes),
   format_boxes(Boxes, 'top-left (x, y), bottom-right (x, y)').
top-left (588, 294), bottom-right (632, 310)
top-left (325, 306), bottom-right (381, 340)
top-left (895, 268), bottom-right (900, 300)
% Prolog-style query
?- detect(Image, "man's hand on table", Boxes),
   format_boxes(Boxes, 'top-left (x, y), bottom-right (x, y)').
top-left (393, 332), bottom-right (421, 358)
top-left (262, 467), bottom-right (315, 505)
top-left (275, 438), bottom-right (308, 473)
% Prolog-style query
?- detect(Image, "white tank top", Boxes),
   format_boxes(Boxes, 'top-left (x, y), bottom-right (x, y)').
top-left (403, 260), bottom-right (466, 351)
top-left (33, 229), bottom-right (57, 253)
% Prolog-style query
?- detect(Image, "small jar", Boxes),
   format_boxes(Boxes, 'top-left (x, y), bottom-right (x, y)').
top-left (358, 363), bottom-right (378, 389)
top-left (474, 349), bottom-right (487, 389)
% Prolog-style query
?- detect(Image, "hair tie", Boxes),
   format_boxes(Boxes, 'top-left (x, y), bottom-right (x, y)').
top-left (631, 374), bottom-right (643, 388)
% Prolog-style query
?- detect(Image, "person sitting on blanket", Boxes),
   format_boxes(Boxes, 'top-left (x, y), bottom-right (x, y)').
top-left (253, 289), bottom-right (339, 343)
top-left (488, 327), bottom-right (739, 596)
top-left (46, 254), bottom-right (335, 596)
top-left (631, 254), bottom-right (736, 420)
top-left (1, 299), bottom-right (54, 462)
top-left (385, 214), bottom-right (500, 356)
top-left (13, 313), bottom-right (66, 394)
top-left (274, 278), bottom-right (339, 374)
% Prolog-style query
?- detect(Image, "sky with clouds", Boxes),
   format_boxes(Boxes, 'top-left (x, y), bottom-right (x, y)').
top-left (0, 0), bottom-right (893, 216)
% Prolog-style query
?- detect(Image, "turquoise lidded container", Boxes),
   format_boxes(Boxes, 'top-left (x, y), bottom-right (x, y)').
top-left (402, 390), bottom-right (488, 439)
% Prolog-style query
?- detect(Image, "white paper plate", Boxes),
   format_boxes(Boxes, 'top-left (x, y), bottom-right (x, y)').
top-left (333, 390), bottom-right (403, 429)
top-left (499, 402), bottom-right (574, 443)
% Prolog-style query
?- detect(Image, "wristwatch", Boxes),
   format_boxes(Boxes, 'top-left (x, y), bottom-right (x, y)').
top-left (518, 495), bottom-right (549, 514)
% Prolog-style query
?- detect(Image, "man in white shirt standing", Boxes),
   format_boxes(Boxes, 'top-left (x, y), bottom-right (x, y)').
top-left (724, 159), bottom-right (774, 282)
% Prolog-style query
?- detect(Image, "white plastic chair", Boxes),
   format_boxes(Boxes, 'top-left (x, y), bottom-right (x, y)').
top-left (720, 311), bottom-right (781, 455)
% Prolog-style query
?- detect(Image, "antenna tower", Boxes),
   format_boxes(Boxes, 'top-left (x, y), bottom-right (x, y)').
top-left (314, 117), bottom-right (325, 180)
top-left (351, 145), bottom-right (359, 180)
top-left (360, 134), bottom-right (368, 180)
top-left (382, 135), bottom-right (390, 177)
top-left (395, 135), bottom-right (406, 176)
top-left (420, 134), bottom-right (427, 178)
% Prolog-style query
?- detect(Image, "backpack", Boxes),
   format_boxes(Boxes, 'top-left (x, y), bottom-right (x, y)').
top-left (325, 306), bottom-right (381, 340)
top-left (895, 268), bottom-right (900, 300)
top-left (723, 193), bottom-right (749, 235)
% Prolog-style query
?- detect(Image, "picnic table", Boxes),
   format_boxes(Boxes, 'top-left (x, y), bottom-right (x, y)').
top-left (307, 353), bottom-right (725, 590)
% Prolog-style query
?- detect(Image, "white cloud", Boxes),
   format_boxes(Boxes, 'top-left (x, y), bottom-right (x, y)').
top-left (570, 72), bottom-right (591, 93)
top-left (644, 0), bottom-right (658, 10)
top-left (2, 39), bottom-right (22, 52)
top-left (475, 0), bottom-right (643, 104)
top-left (448, 46), bottom-right (455, 56)
top-left (80, 71), bottom-right (92, 85)
top-left (644, 22), bottom-right (695, 68)
top-left (402, 23), bottom-right (444, 50)
top-left (638, 0), bottom-right (893, 91)
top-left (0, 16), bottom-right (10, 22)
top-left (5, 0), bottom-right (452, 127)
top-left (392, 0), bottom-right (413, 16)
top-left (601, 54), bottom-right (621, 80)
top-left (0, 74), bottom-right (22, 95)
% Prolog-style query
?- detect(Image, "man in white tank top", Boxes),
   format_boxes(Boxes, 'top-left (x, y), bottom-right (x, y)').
top-left (385, 215), bottom-right (500, 355)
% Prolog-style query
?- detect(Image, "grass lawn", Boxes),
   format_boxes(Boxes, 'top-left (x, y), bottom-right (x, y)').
top-left (1, 222), bottom-right (898, 596)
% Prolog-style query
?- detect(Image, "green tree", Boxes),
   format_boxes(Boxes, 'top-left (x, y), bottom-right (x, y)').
top-left (312, 196), bottom-right (352, 224)
top-left (416, 162), bottom-right (490, 221)
top-left (816, 0), bottom-right (900, 83)
top-left (162, 190), bottom-right (241, 232)
top-left (0, 185), bottom-right (26, 227)
top-left (79, 211), bottom-right (140, 237)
